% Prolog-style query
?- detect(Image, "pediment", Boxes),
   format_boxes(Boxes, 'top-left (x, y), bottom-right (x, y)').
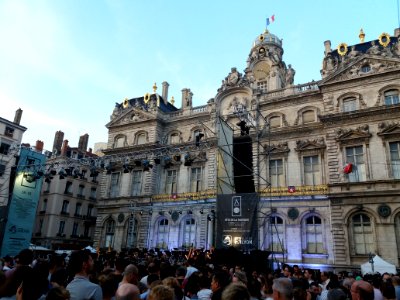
top-left (106, 107), bottom-right (156, 128)
top-left (295, 138), bottom-right (326, 152)
top-left (377, 121), bottom-right (400, 139)
top-left (264, 142), bottom-right (290, 155)
top-left (335, 125), bottom-right (371, 144)
top-left (321, 56), bottom-right (400, 85)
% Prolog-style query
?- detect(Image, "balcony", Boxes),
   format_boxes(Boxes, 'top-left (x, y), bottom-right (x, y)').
top-left (77, 194), bottom-right (85, 199)
top-left (84, 216), bottom-right (97, 225)
top-left (74, 213), bottom-right (82, 218)
top-left (60, 211), bottom-right (69, 216)
top-left (89, 196), bottom-right (97, 201)
top-left (64, 191), bottom-right (73, 196)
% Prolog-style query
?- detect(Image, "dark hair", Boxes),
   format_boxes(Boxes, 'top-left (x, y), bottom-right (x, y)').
top-left (212, 272), bottom-right (230, 289)
top-left (67, 250), bottom-right (92, 275)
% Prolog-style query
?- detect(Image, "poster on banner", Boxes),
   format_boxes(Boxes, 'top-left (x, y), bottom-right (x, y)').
top-left (216, 193), bottom-right (258, 249)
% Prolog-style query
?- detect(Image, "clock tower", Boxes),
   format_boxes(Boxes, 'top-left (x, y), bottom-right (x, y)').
top-left (247, 29), bottom-right (292, 91)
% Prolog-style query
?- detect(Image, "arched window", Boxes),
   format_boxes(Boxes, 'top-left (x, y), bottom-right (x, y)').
top-left (303, 215), bottom-right (323, 254)
top-left (156, 218), bottom-right (169, 249)
top-left (343, 97), bottom-right (357, 112)
top-left (114, 135), bottom-right (126, 148)
top-left (137, 133), bottom-right (146, 145)
top-left (302, 110), bottom-right (316, 124)
top-left (384, 89), bottom-right (400, 105)
top-left (389, 142), bottom-right (400, 179)
top-left (105, 219), bottom-right (115, 248)
top-left (265, 216), bottom-right (285, 252)
top-left (182, 217), bottom-right (196, 248)
top-left (170, 133), bottom-right (179, 144)
top-left (350, 213), bottom-right (374, 255)
top-left (395, 214), bottom-right (400, 256)
top-left (269, 116), bottom-right (281, 128)
top-left (126, 215), bottom-right (138, 248)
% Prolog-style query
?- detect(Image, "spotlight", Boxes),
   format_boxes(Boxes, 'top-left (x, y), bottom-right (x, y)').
top-left (123, 164), bottom-right (130, 173)
top-left (142, 160), bottom-right (153, 171)
top-left (237, 120), bottom-right (250, 136)
top-left (195, 133), bottom-right (204, 146)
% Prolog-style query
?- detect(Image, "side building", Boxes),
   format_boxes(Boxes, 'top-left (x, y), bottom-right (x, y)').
top-left (94, 28), bottom-right (400, 270)
top-left (32, 133), bottom-right (100, 250)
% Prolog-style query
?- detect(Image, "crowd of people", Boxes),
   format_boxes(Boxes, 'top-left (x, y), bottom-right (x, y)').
top-left (0, 247), bottom-right (399, 300)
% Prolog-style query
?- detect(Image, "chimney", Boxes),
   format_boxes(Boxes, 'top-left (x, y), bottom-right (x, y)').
top-left (78, 133), bottom-right (89, 152)
top-left (61, 140), bottom-right (69, 156)
top-left (324, 40), bottom-right (332, 56)
top-left (53, 131), bottom-right (64, 155)
top-left (395, 28), bottom-right (400, 38)
top-left (162, 81), bottom-right (169, 104)
top-left (35, 140), bottom-right (44, 153)
top-left (14, 108), bottom-right (22, 125)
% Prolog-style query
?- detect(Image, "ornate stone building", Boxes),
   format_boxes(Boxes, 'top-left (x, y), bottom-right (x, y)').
top-left (94, 27), bottom-right (400, 270)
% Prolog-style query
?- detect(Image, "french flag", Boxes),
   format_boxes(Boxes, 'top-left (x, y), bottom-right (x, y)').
top-left (266, 14), bottom-right (275, 27)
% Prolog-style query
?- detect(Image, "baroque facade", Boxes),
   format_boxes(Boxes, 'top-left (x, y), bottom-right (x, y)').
top-left (94, 27), bottom-right (400, 270)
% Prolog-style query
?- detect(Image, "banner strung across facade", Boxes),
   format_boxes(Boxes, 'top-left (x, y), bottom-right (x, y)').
top-left (216, 193), bottom-right (258, 249)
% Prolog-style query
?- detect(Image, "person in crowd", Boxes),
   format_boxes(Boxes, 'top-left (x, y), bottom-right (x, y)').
top-left (2, 257), bottom-right (13, 272)
top-left (66, 250), bottom-right (102, 300)
top-left (281, 266), bottom-right (292, 279)
top-left (309, 282), bottom-right (321, 300)
top-left (303, 269), bottom-right (315, 288)
top-left (320, 272), bottom-right (331, 292)
top-left (350, 279), bottom-right (374, 300)
top-left (13, 266), bottom-right (48, 300)
top-left (272, 278), bottom-right (293, 300)
top-left (371, 276), bottom-right (384, 300)
top-left (221, 283), bottom-right (250, 300)
top-left (232, 271), bottom-right (247, 286)
top-left (46, 286), bottom-right (70, 300)
top-left (327, 288), bottom-right (346, 300)
top-left (211, 272), bottom-right (230, 300)
top-left (98, 273), bottom-right (118, 300)
top-left (5, 249), bottom-right (33, 279)
top-left (140, 274), bottom-right (161, 300)
top-left (163, 277), bottom-right (189, 300)
top-left (148, 285), bottom-right (174, 300)
top-left (139, 263), bottom-right (160, 289)
top-left (196, 273), bottom-right (212, 300)
top-left (392, 276), bottom-right (400, 300)
top-left (175, 266), bottom-right (187, 288)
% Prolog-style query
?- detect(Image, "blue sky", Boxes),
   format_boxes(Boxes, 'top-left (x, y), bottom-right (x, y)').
top-left (1, 0), bottom-right (398, 150)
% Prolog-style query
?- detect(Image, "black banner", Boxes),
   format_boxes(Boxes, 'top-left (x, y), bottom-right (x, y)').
top-left (216, 193), bottom-right (258, 250)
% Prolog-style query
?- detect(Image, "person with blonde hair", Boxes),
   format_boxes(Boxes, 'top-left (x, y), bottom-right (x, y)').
top-left (148, 285), bottom-right (174, 300)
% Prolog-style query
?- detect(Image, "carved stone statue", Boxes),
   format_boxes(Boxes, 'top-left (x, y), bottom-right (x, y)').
top-left (286, 64), bottom-right (295, 86)
top-left (367, 41), bottom-right (380, 55)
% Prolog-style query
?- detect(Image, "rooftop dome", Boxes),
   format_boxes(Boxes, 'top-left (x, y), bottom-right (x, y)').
top-left (252, 29), bottom-right (282, 48)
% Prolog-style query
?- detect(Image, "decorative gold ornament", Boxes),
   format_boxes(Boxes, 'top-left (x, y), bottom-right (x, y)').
top-left (153, 82), bottom-right (157, 92)
top-left (378, 32), bottom-right (391, 47)
top-left (337, 43), bottom-right (348, 56)
top-left (123, 98), bottom-right (129, 108)
top-left (359, 28), bottom-right (365, 42)
top-left (259, 34), bottom-right (264, 42)
top-left (170, 96), bottom-right (175, 105)
top-left (144, 93), bottom-right (151, 104)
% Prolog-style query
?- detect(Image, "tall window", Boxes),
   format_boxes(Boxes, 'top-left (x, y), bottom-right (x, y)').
top-left (75, 203), bottom-right (82, 216)
top-left (72, 222), bottom-right (78, 236)
top-left (105, 219), bottom-right (115, 248)
top-left (170, 133), bottom-right (179, 144)
top-left (346, 146), bottom-right (366, 182)
top-left (115, 136), bottom-right (125, 148)
top-left (384, 89), bottom-right (399, 105)
top-left (351, 213), bottom-right (374, 255)
top-left (64, 181), bottom-right (73, 194)
top-left (78, 185), bottom-right (84, 197)
top-left (302, 110), bottom-right (315, 124)
top-left (395, 214), bottom-right (400, 256)
top-left (269, 159), bottom-right (284, 187)
top-left (304, 216), bottom-right (323, 253)
top-left (38, 219), bottom-right (43, 233)
top-left (110, 172), bottom-right (120, 197)
top-left (166, 170), bottom-right (177, 194)
top-left (137, 133), bottom-right (146, 145)
top-left (156, 218), bottom-right (169, 248)
top-left (303, 155), bottom-right (321, 185)
top-left (389, 142), bottom-right (400, 179)
top-left (266, 216), bottom-right (285, 252)
top-left (126, 216), bottom-right (138, 248)
top-left (131, 170), bottom-right (142, 196)
top-left (41, 199), bottom-right (47, 212)
top-left (58, 221), bottom-right (65, 234)
top-left (61, 200), bottom-right (69, 214)
top-left (343, 97), bottom-right (357, 112)
top-left (190, 168), bottom-right (202, 192)
top-left (87, 204), bottom-right (93, 217)
top-left (90, 187), bottom-right (96, 199)
top-left (182, 217), bottom-right (196, 248)
top-left (269, 116), bottom-right (281, 128)
top-left (0, 142), bottom-right (10, 155)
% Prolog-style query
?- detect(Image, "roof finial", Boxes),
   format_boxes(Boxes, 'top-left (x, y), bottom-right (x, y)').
top-left (170, 96), bottom-right (175, 105)
top-left (153, 82), bottom-right (157, 93)
top-left (359, 28), bottom-right (365, 43)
